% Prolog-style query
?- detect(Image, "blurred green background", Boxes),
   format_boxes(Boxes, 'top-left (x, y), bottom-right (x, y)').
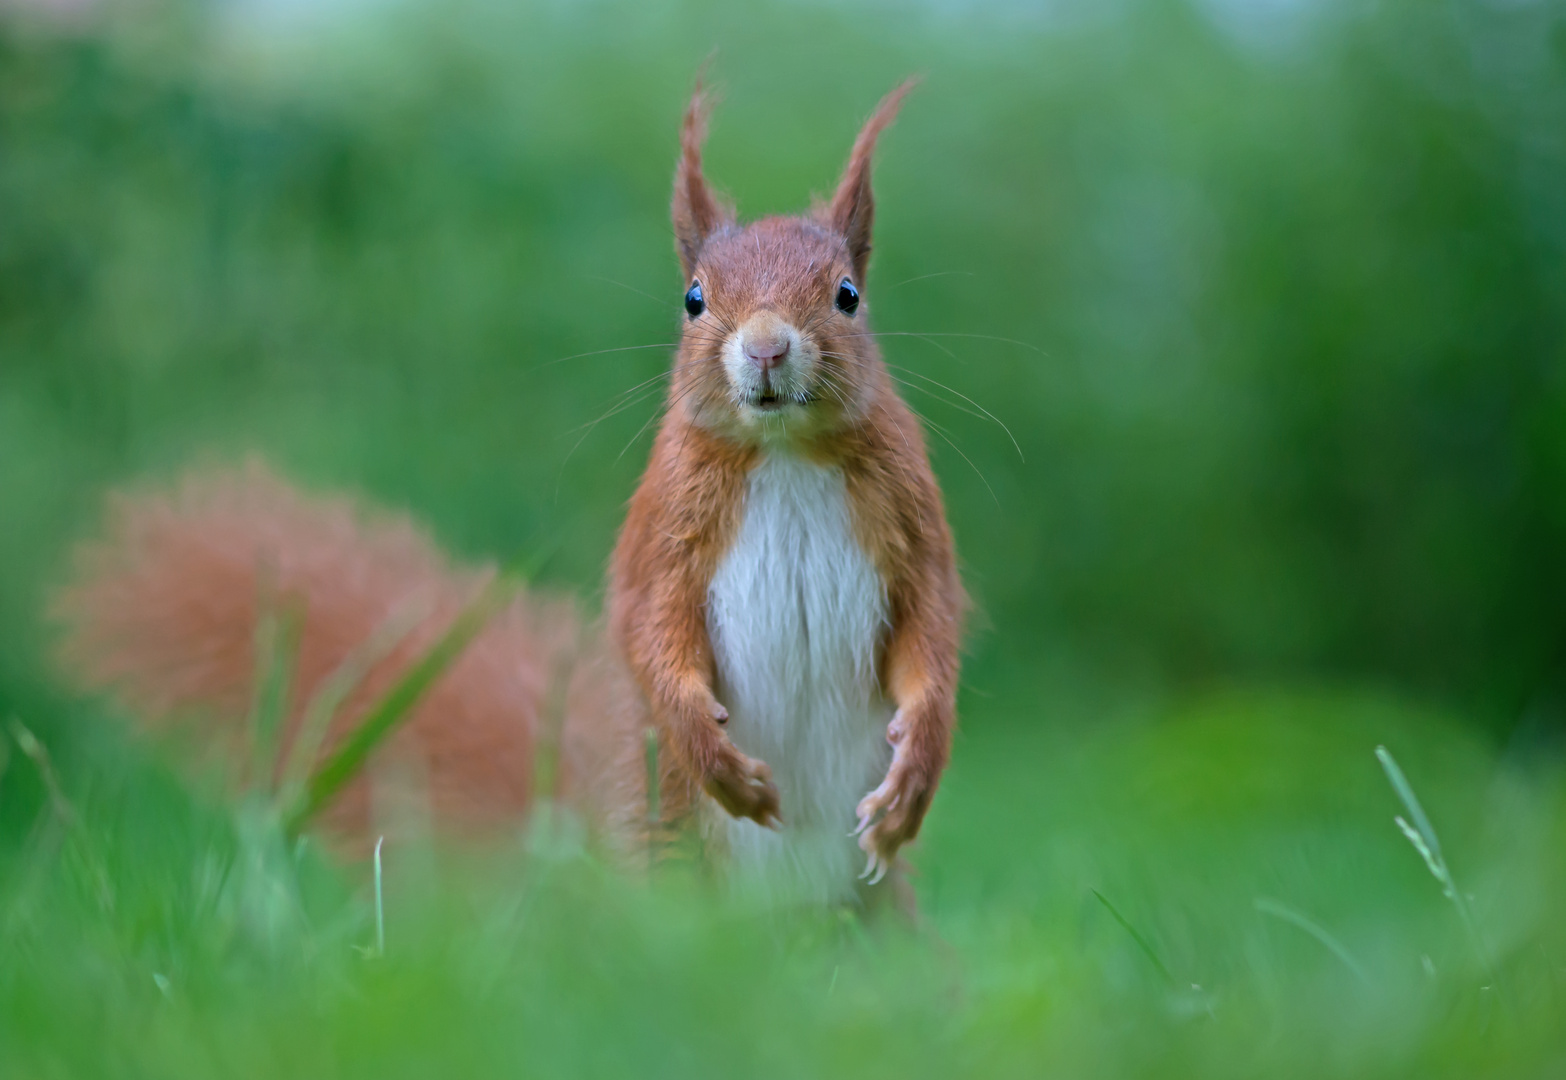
top-left (3, 0), bottom-right (1566, 1076)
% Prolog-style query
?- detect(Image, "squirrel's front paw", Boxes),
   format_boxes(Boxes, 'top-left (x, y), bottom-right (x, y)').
top-left (704, 750), bottom-right (782, 828)
top-left (853, 733), bottom-right (936, 884)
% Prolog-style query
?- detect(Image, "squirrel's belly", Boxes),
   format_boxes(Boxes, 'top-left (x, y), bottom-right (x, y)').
top-left (704, 454), bottom-right (893, 903)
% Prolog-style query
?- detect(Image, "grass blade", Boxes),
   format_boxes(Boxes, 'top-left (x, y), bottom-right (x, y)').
top-left (282, 572), bottom-right (521, 837)
top-left (7, 720), bottom-right (75, 827)
top-left (1375, 746), bottom-right (1446, 870)
top-left (276, 596), bottom-right (433, 809)
top-left (1092, 888), bottom-right (1174, 986)
top-left (1375, 745), bottom-right (1494, 981)
top-left (249, 591), bottom-right (304, 794)
top-left (373, 836), bottom-right (385, 957)
top-left (1254, 896), bottom-right (1371, 985)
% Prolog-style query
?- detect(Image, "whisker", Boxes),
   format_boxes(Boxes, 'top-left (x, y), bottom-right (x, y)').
top-left (884, 363), bottom-right (1023, 462)
top-left (827, 339), bottom-right (1002, 504)
top-left (559, 352), bottom-right (714, 437)
top-left (812, 357), bottom-right (866, 411)
top-left (561, 384), bottom-right (665, 455)
top-left (816, 348), bottom-right (1020, 463)
top-left (674, 368), bottom-right (734, 462)
top-left (587, 275), bottom-right (678, 311)
top-left (614, 410), bottom-right (664, 464)
top-left (842, 330), bottom-right (1046, 354)
top-left (527, 342), bottom-right (682, 372)
top-left (885, 270), bottom-right (975, 290)
top-left (886, 374), bottom-right (994, 426)
top-left (918, 413), bottom-right (1000, 507)
top-left (848, 329), bottom-right (959, 362)
top-left (554, 356), bottom-right (716, 498)
top-left (812, 371), bottom-right (855, 413)
top-left (560, 375), bottom-right (671, 436)
top-left (615, 370), bottom-right (721, 463)
top-left (526, 325), bottom-right (735, 375)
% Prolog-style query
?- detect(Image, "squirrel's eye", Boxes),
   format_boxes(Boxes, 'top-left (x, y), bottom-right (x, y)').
top-left (835, 278), bottom-right (859, 316)
top-left (684, 281), bottom-right (705, 318)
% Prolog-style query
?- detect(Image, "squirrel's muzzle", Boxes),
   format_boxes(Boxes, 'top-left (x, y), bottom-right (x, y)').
top-left (723, 311), bottom-right (814, 412)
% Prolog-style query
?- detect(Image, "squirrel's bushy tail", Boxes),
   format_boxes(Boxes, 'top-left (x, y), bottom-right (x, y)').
top-left (53, 461), bottom-right (591, 843)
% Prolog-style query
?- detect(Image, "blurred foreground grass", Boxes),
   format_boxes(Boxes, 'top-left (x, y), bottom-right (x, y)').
top-left (4, 685), bottom-right (1565, 1077)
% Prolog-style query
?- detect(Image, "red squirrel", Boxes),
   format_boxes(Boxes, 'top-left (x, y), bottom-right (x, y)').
top-left (55, 80), bottom-right (965, 904)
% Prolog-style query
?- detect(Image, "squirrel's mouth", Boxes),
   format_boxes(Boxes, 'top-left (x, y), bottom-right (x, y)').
top-left (748, 391), bottom-right (817, 413)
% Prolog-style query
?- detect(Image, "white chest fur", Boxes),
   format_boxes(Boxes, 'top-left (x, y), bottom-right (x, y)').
top-left (704, 454), bottom-right (893, 903)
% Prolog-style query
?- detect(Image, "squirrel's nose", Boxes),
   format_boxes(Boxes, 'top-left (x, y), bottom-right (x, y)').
top-left (743, 336), bottom-right (790, 372)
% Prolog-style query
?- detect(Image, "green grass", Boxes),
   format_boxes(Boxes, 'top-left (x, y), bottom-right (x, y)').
top-left (3, 683), bottom-right (1564, 1078)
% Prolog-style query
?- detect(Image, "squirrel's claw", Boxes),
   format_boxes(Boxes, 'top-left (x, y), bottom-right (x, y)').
top-left (704, 749), bottom-right (782, 827)
top-left (854, 739), bottom-right (933, 878)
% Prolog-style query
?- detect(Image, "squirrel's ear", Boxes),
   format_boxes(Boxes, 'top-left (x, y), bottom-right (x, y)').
top-left (828, 78), bottom-right (918, 284)
top-left (672, 83), bottom-right (732, 280)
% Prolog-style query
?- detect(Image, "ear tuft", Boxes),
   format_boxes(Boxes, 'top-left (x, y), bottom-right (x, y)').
top-left (672, 78), bottom-right (734, 280)
top-left (828, 78), bottom-right (920, 284)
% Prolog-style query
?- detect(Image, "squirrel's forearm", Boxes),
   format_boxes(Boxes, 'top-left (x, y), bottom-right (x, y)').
top-left (609, 424), bottom-right (750, 745)
top-left (613, 557), bottom-right (780, 825)
top-left (612, 555), bottom-right (733, 779)
top-left (880, 557), bottom-right (963, 773)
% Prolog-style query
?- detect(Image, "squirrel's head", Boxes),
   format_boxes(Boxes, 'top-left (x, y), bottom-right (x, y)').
top-left (666, 79), bottom-right (916, 445)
